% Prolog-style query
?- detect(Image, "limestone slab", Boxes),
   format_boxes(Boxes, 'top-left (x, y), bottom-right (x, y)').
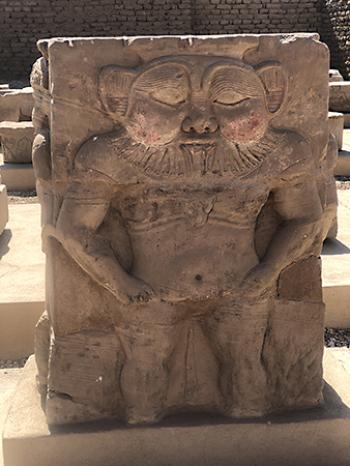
top-left (0, 122), bottom-right (34, 164)
top-left (329, 68), bottom-right (344, 82)
top-left (323, 190), bottom-right (350, 327)
top-left (0, 368), bottom-right (23, 466)
top-left (0, 88), bottom-right (33, 123)
top-left (329, 82), bottom-right (350, 113)
top-left (0, 203), bottom-right (45, 359)
top-left (343, 128), bottom-right (350, 149)
top-left (0, 154), bottom-right (35, 191)
top-left (328, 111), bottom-right (344, 149)
top-left (31, 33), bottom-right (330, 426)
top-left (344, 113), bottom-right (350, 128)
top-left (335, 149), bottom-right (350, 177)
top-left (3, 349), bottom-right (350, 466)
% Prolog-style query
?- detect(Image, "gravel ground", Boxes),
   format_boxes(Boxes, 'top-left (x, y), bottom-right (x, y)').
top-left (0, 357), bottom-right (28, 369)
top-left (7, 190), bottom-right (38, 204)
top-left (0, 329), bottom-right (349, 369)
top-left (324, 328), bottom-right (350, 348)
top-left (336, 178), bottom-right (350, 189)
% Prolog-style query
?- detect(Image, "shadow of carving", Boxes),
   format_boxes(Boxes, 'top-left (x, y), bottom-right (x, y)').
top-left (322, 237), bottom-right (350, 255)
top-left (50, 380), bottom-right (350, 435)
top-left (0, 229), bottom-right (12, 260)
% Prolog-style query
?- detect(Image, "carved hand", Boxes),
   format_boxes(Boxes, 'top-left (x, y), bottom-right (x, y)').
top-left (110, 272), bottom-right (155, 305)
top-left (238, 263), bottom-right (278, 298)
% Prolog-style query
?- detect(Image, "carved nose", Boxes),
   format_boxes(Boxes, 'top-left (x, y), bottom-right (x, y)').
top-left (182, 113), bottom-right (219, 135)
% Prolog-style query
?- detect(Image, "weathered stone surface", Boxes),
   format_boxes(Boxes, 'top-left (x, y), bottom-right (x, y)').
top-left (0, 122), bottom-right (34, 163)
top-left (329, 82), bottom-right (350, 113)
top-left (0, 87), bottom-right (33, 122)
top-left (323, 112), bottom-right (341, 239)
top-left (32, 34), bottom-right (329, 426)
top-left (4, 349), bottom-right (350, 466)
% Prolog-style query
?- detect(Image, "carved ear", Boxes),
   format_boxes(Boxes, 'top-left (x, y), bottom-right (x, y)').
top-left (99, 66), bottom-right (137, 117)
top-left (255, 61), bottom-right (287, 113)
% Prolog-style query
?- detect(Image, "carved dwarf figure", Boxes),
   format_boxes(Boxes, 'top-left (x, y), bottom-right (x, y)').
top-left (33, 38), bottom-right (327, 426)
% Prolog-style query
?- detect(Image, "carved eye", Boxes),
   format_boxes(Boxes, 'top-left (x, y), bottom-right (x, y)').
top-left (150, 88), bottom-right (187, 108)
top-left (213, 92), bottom-right (249, 107)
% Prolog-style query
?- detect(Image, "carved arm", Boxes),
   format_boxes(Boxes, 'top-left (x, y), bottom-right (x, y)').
top-left (43, 182), bottom-right (153, 304)
top-left (242, 178), bottom-right (323, 295)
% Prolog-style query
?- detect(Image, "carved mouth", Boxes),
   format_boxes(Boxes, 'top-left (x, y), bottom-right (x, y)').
top-left (179, 133), bottom-right (218, 145)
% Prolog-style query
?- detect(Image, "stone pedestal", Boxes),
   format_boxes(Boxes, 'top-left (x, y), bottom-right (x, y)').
top-left (0, 87), bottom-right (33, 122)
top-left (0, 121), bottom-right (35, 191)
top-left (0, 160), bottom-right (35, 191)
top-left (30, 33), bottom-right (330, 428)
top-left (0, 121), bottom-right (34, 164)
top-left (329, 82), bottom-right (350, 113)
top-left (328, 111), bottom-right (344, 149)
top-left (344, 113), bottom-right (350, 129)
top-left (3, 349), bottom-right (350, 466)
top-left (0, 183), bottom-right (8, 235)
top-left (329, 68), bottom-right (344, 82)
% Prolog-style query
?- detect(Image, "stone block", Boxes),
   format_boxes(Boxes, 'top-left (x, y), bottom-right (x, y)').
top-left (0, 87), bottom-right (34, 122)
top-left (0, 183), bottom-right (8, 235)
top-left (328, 111), bottom-right (344, 149)
top-left (329, 68), bottom-right (344, 82)
top-left (344, 113), bottom-right (350, 128)
top-left (0, 160), bottom-right (35, 191)
top-left (3, 349), bottom-right (350, 466)
top-left (31, 34), bottom-right (329, 427)
top-left (0, 202), bottom-right (45, 359)
top-left (0, 121), bottom-right (34, 163)
top-left (329, 82), bottom-right (350, 113)
top-left (335, 149), bottom-right (350, 176)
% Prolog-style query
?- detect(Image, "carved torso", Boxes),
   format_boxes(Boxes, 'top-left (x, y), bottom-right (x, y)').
top-left (73, 127), bottom-right (312, 295)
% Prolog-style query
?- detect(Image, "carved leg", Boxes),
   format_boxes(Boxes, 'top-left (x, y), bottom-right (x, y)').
top-left (116, 301), bottom-right (180, 424)
top-left (204, 299), bottom-right (270, 418)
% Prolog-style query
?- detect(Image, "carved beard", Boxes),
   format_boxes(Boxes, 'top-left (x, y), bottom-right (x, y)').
top-left (112, 127), bottom-right (280, 178)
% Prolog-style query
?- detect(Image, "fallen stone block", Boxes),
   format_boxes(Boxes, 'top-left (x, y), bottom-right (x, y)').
top-left (329, 82), bottom-right (350, 113)
top-left (328, 111), bottom-right (344, 149)
top-left (335, 149), bottom-right (350, 176)
top-left (0, 87), bottom-right (34, 122)
top-left (0, 121), bottom-right (34, 164)
top-left (329, 68), bottom-right (344, 82)
top-left (344, 113), bottom-right (350, 128)
top-left (0, 162), bottom-right (35, 191)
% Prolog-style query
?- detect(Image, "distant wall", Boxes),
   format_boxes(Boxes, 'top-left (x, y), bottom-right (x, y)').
top-left (192, 0), bottom-right (320, 34)
top-left (319, 0), bottom-right (350, 79)
top-left (0, 0), bottom-right (349, 81)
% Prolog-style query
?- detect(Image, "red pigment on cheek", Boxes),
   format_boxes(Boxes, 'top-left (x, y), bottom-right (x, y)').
top-left (130, 113), bottom-right (162, 145)
top-left (223, 112), bottom-right (265, 143)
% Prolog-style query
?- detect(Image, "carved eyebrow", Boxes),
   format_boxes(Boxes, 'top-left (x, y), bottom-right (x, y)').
top-left (205, 65), bottom-right (262, 97)
top-left (133, 64), bottom-right (190, 93)
top-left (210, 75), bottom-right (261, 99)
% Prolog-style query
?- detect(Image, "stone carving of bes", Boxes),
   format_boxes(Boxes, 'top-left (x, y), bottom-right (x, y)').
top-left (46, 56), bottom-right (323, 423)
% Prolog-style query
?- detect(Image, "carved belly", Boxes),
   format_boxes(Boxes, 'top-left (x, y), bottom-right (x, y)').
top-left (114, 186), bottom-right (268, 293)
top-left (129, 222), bottom-right (259, 294)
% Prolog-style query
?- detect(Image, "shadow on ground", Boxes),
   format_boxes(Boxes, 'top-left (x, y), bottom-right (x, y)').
top-left (0, 229), bottom-right (12, 260)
